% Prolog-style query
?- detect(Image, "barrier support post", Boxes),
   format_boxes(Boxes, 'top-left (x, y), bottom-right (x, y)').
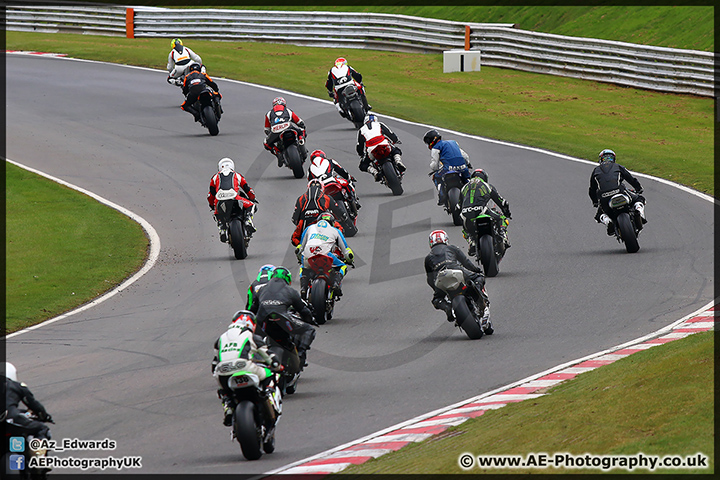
top-left (465, 25), bottom-right (470, 50)
top-left (126, 8), bottom-right (134, 39)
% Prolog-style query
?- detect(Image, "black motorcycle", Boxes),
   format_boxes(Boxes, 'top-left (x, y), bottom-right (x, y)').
top-left (433, 267), bottom-right (492, 340)
top-left (466, 206), bottom-right (510, 277)
top-left (438, 171), bottom-right (466, 226)
top-left (214, 189), bottom-right (255, 260)
top-left (260, 312), bottom-right (306, 395)
top-left (193, 85), bottom-right (222, 136)
top-left (269, 122), bottom-right (307, 179)
top-left (214, 359), bottom-right (282, 461)
top-left (2, 411), bottom-right (53, 479)
top-left (335, 75), bottom-right (367, 128)
top-left (603, 188), bottom-right (644, 253)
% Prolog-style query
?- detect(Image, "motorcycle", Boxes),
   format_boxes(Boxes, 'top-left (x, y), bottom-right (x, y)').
top-left (192, 85), bottom-right (222, 136)
top-left (370, 144), bottom-right (404, 196)
top-left (2, 411), bottom-right (53, 479)
top-left (603, 188), bottom-right (644, 253)
top-left (433, 267), bottom-right (492, 340)
top-left (269, 122), bottom-right (307, 179)
top-left (318, 175), bottom-right (358, 237)
top-left (214, 188), bottom-right (256, 260)
top-left (214, 359), bottom-right (282, 461)
top-left (438, 171), bottom-right (466, 226)
top-left (334, 76), bottom-right (367, 128)
top-left (466, 206), bottom-right (509, 277)
top-left (305, 254), bottom-right (351, 325)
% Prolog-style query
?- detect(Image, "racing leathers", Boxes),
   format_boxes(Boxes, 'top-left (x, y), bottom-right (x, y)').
top-left (167, 44), bottom-right (202, 82)
top-left (356, 118), bottom-right (406, 180)
top-left (589, 162), bottom-right (646, 234)
top-left (424, 243), bottom-right (489, 324)
top-left (181, 70), bottom-right (221, 122)
top-left (296, 219), bottom-right (355, 299)
top-left (208, 167), bottom-right (257, 241)
top-left (246, 271), bottom-right (272, 310)
top-left (212, 324), bottom-right (282, 426)
top-left (291, 184), bottom-right (344, 247)
top-left (264, 104), bottom-right (308, 166)
top-left (430, 139), bottom-right (471, 206)
top-left (249, 277), bottom-right (317, 368)
top-left (325, 64), bottom-right (370, 115)
top-left (460, 178), bottom-right (512, 256)
top-left (5, 377), bottom-right (52, 439)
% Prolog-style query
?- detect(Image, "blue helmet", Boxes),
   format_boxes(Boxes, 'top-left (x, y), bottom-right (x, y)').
top-left (257, 264), bottom-right (275, 281)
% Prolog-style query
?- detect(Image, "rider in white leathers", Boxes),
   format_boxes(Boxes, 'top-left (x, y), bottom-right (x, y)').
top-left (166, 38), bottom-right (203, 84)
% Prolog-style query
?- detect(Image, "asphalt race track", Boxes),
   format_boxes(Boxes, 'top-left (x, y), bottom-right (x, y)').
top-left (5, 55), bottom-right (714, 474)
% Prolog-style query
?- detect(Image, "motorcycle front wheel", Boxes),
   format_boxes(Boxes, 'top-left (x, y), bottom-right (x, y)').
top-left (229, 218), bottom-right (248, 260)
top-left (234, 401), bottom-right (262, 461)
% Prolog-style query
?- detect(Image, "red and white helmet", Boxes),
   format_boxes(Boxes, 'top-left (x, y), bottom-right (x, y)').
top-left (231, 310), bottom-right (256, 331)
top-left (272, 96), bottom-right (286, 107)
top-left (429, 230), bottom-right (449, 248)
top-left (334, 57), bottom-right (347, 68)
top-left (309, 155), bottom-right (332, 179)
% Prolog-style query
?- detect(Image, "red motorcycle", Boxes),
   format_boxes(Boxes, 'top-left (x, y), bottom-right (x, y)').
top-left (306, 254), bottom-right (339, 325)
top-left (318, 175), bottom-right (358, 237)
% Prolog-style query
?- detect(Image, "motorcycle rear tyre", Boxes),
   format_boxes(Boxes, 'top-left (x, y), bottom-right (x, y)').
top-left (310, 278), bottom-right (328, 325)
top-left (451, 295), bottom-right (484, 340)
top-left (349, 100), bottom-right (365, 128)
top-left (229, 218), bottom-right (248, 260)
top-left (448, 187), bottom-right (463, 226)
top-left (285, 144), bottom-right (305, 179)
top-left (479, 234), bottom-right (499, 277)
top-left (234, 401), bottom-right (262, 461)
top-left (203, 106), bottom-right (219, 136)
top-left (617, 212), bottom-right (640, 253)
top-left (334, 201), bottom-right (358, 237)
top-left (382, 161), bottom-right (403, 196)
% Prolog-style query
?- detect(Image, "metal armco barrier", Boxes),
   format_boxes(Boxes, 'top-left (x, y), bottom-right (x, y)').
top-left (5, 4), bottom-right (716, 97)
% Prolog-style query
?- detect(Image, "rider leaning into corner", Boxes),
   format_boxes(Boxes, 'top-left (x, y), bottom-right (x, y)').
top-left (3, 362), bottom-right (53, 440)
top-left (325, 57), bottom-right (371, 116)
top-left (356, 113), bottom-right (407, 181)
top-left (207, 157), bottom-right (257, 242)
top-left (589, 149), bottom-right (647, 235)
top-left (263, 96), bottom-right (308, 167)
top-left (249, 267), bottom-right (317, 369)
top-left (423, 129), bottom-right (472, 206)
top-left (167, 38), bottom-right (203, 83)
top-left (460, 168), bottom-right (512, 257)
top-left (423, 230), bottom-right (492, 332)
top-left (181, 63), bottom-right (221, 122)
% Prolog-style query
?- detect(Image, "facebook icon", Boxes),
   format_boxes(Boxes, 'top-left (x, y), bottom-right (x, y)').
top-left (9, 454), bottom-right (25, 470)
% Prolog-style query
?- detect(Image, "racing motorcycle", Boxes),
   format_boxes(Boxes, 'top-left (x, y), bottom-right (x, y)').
top-left (2, 411), bottom-right (54, 479)
top-left (214, 188), bottom-right (256, 260)
top-left (304, 254), bottom-right (348, 325)
top-left (602, 188), bottom-right (644, 253)
top-left (437, 171), bottom-right (466, 226)
top-left (192, 85), bottom-right (222, 136)
top-left (334, 76), bottom-right (367, 128)
top-left (213, 359), bottom-right (282, 461)
top-left (466, 206), bottom-right (510, 277)
top-left (269, 122), bottom-right (307, 179)
top-left (370, 144), bottom-right (404, 196)
top-left (433, 267), bottom-right (492, 340)
top-left (318, 175), bottom-right (358, 237)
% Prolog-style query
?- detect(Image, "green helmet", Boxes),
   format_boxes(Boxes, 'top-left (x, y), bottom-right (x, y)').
top-left (270, 266), bottom-right (292, 285)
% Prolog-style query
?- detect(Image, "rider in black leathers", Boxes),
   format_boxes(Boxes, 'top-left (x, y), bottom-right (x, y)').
top-left (3, 363), bottom-right (53, 440)
top-left (589, 149), bottom-right (647, 235)
top-left (460, 169), bottom-right (512, 256)
top-left (249, 267), bottom-right (317, 367)
top-left (424, 230), bottom-right (489, 324)
top-left (181, 63), bottom-right (221, 122)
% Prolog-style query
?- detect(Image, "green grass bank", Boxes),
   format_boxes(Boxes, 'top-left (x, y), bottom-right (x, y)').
top-left (337, 331), bottom-right (714, 475)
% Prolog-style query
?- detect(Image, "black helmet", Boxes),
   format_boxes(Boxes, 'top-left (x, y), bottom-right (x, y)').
top-left (188, 63), bottom-right (201, 73)
top-left (423, 129), bottom-right (441, 149)
top-left (471, 168), bottom-right (488, 182)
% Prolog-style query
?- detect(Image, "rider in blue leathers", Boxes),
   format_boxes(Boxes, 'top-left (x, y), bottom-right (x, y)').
top-left (423, 129), bottom-right (472, 206)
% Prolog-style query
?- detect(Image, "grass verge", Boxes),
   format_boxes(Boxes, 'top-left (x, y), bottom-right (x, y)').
top-left (6, 31), bottom-right (714, 195)
top-left (337, 331), bottom-right (714, 475)
top-left (4, 162), bottom-right (148, 335)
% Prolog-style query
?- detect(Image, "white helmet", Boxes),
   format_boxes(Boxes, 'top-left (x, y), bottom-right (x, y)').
top-left (363, 113), bottom-right (377, 124)
top-left (3, 362), bottom-right (18, 382)
top-left (218, 157), bottom-right (235, 172)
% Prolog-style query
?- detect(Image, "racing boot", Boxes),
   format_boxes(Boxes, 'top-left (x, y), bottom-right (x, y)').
top-left (501, 227), bottom-right (511, 249)
top-left (182, 103), bottom-right (202, 122)
top-left (332, 270), bottom-right (344, 299)
top-left (437, 185), bottom-right (447, 206)
top-left (392, 154), bottom-right (407, 174)
top-left (218, 390), bottom-right (234, 426)
top-left (299, 274), bottom-right (309, 300)
top-left (367, 164), bottom-right (382, 182)
top-left (634, 201), bottom-right (647, 224)
top-left (335, 102), bottom-right (348, 119)
top-left (468, 239), bottom-right (476, 257)
top-left (599, 214), bottom-right (614, 236)
top-left (245, 215), bottom-right (256, 235)
top-left (217, 221), bottom-right (227, 243)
